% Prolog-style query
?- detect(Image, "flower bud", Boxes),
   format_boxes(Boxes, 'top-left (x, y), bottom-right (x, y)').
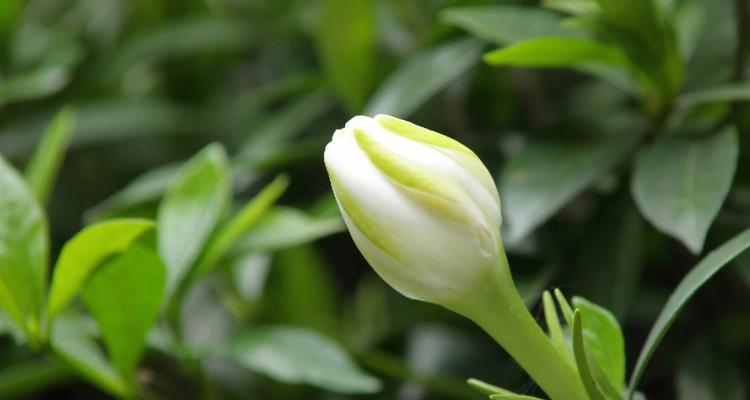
top-left (324, 114), bottom-right (504, 306)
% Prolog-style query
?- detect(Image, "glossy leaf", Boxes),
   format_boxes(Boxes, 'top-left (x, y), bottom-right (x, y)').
top-left (158, 143), bottom-right (230, 296)
top-left (24, 107), bottom-right (76, 206)
top-left (51, 315), bottom-right (128, 397)
top-left (628, 228), bottom-right (750, 396)
top-left (316, 0), bottom-right (375, 111)
top-left (572, 296), bottom-right (625, 391)
top-left (441, 5), bottom-right (573, 45)
top-left (631, 127), bottom-right (738, 253)
top-left (499, 137), bottom-right (638, 245)
top-left (365, 38), bottom-right (483, 117)
top-left (47, 219), bottom-right (154, 318)
top-left (220, 326), bottom-right (381, 394)
top-left (81, 246), bottom-right (166, 382)
top-left (0, 154), bottom-right (48, 339)
top-left (484, 37), bottom-right (630, 69)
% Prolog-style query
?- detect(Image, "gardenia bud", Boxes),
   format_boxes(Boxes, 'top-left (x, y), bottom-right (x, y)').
top-left (324, 114), bottom-right (505, 306)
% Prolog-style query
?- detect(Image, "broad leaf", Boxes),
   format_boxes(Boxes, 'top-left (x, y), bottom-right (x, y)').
top-left (81, 246), bottom-right (166, 382)
top-left (499, 136), bottom-right (638, 245)
top-left (631, 127), bottom-right (738, 253)
top-left (24, 107), bottom-right (76, 206)
top-left (51, 315), bottom-right (128, 397)
top-left (219, 326), bottom-right (381, 394)
top-left (572, 296), bottom-right (625, 391)
top-left (0, 155), bottom-right (48, 340)
top-left (316, 0), bottom-right (375, 111)
top-left (158, 143), bottom-right (230, 296)
top-left (47, 219), bottom-right (154, 318)
top-left (441, 5), bottom-right (573, 45)
top-left (365, 38), bottom-right (483, 117)
top-left (628, 228), bottom-right (750, 396)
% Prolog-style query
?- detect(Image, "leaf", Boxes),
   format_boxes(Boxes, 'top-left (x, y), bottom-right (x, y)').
top-left (572, 297), bottom-right (626, 391)
top-left (316, 0), bottom-right (375, 111)
top-left (484, 37), bottom-right (630, 69)
top-left (0, 357), bottom-right (71, 399)
top-left (571, 310), bottom-right (606, 400)
top-left (192, 174), bottom-right (289, 279)
top-left (627, 228), bottom-right (750, 397)
top-left (677, 82), bottom-right (750, 109)
top-left (499, 136), bottom-right (638, 245)
top-left (81, 246), bottom-right (166, 382)
top-left (631, 127), bottom-right (738, 253)
top-left (441, 5), bottom-right (573, 45)
top-left (365, 38), bottom-right (483, 117)
top-left (232, 206), bottom-right (344, 253)
top-left (23, 107), bottom-right (76, 206)
top-left (158, 143), bottom-right (230, 296)
top-left (47, 219), bottom-right (155, 319)
top-left (219, 326), bottom-right (381, 394)
top-left (675, 338), bottom-right (746, 400)
top-left (467, 378), bottom-right (516, 395)
top-left (543, 291), bottom-right (573, 364)
top-left (0, 154), bottom-right (48, 340)
top-left (490, 394), bottom-right (545, 400)
top-left (50, 315), bottom-right (129, 397)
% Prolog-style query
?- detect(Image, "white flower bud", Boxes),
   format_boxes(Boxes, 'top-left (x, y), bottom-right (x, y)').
top-left (324, 114), bottom-right (504, 305)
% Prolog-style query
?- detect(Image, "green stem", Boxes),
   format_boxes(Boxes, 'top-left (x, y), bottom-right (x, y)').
top-left (445, 254), bottom-right (588, 400)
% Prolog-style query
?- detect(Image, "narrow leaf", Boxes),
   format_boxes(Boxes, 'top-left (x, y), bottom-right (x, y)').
top-left (467, 378), bottom-right (516, 395)
top-left (484, 37), bottom-right (630, 69)
top-left (631, 127), bottom-right (738, 253)
top-left (24, 107), bottom-right (76, 206)
top-left (628, 228), bottom-right (750, 396)
top-left (543, 291), bottom-right (572, 364)
top-left (490, 394), bottom-right (545, 400)
top-left (158, 143), bottom-right (230, 296)
top-left (677, 82), bottom-right (750, 109)
top-left (47, 219), bottom-right (154, 318)
top-left (81, 246), bottom-right (166, 382)
top-left (365, 38), bottom-right (483, 117)
top-left (572, 310), bottom-right (606, 400)
top-left (219, 326), bottom-right (381, 394)
top-left (572, 296), bottom-right (626, 391)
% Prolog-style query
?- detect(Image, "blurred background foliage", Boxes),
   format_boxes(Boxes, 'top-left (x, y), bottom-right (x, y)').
top-left (0, 0), bottom-right (749, 399)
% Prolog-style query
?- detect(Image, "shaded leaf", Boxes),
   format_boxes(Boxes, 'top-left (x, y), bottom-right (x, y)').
top-left (677, 82), bottom-right (750, 109)
top-left (47, 219), bottom-right (154, 318)
top-left (0, 357), bottom-right (71, 399)
top-left (499, 136), bottom-right (638, 245)
top-left (316, 0), bottom-right (375, 111)
top-left (441, 5), bottom-right (573, 45)
top-left (631, 127), bottom-right (738, 253)
top-left (158, 144), bottom-right (230, 296)
top-left (81, 246), bottom-right (166, 382)
top-left (219, 326), bottom-right (381, 394)
top-left (365, 38), bottom-right (483, 117)
top-left (628, 228), bottom-right (750, 396)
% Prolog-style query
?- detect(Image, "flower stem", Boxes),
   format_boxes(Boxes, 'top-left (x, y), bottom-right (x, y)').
top-left (446, 254), bottom-right (588, 400)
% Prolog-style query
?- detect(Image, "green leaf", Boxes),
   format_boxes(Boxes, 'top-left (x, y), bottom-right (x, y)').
top-left (631, 127), bottom-right (738, 253)
top-left (365, 38), bottom-right (483, 117)
top-left (51, 315), bottom-right (128, 397)
top-left (81, 246), bottom-right (166, 382)
top-left (441, 5), bottom-right (573, 45)
top-left (490, 394), bottom-right (545, 400)
top-left (0, 357), bottom-right (71, 399)
top-left (192, 174), bottom-right (289, 279)
top-left (484, 37), bottom-right (630, 69)
top-left (572, 296), bottom-right (625, 391)
top-left (571, 310), bottom-right (606, 400)
top-left (627, 228), bottom-right (750, 397)
top-left (316, 0), bottom-right (375, 111)
top-left (23, 107), bottom-right (76, 206)
top-left (499, 137), bottom-right (638, 245)
top-left (543, 291), bottom-right (573, 364)
top-left (232, 206), bottom-right (344, 253)
top-left (0, 154), bottom-right (48, 341)
top-left (466, 378), bottom-right (516, 396)
top-left (220, 326), bottom-right (381, 394)
top-left (158, 143), bottom-right (230, 296)
top-left (677, 82), bottom-right (750, 109)
top-left (47, 219), bottom-right (154, 319)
